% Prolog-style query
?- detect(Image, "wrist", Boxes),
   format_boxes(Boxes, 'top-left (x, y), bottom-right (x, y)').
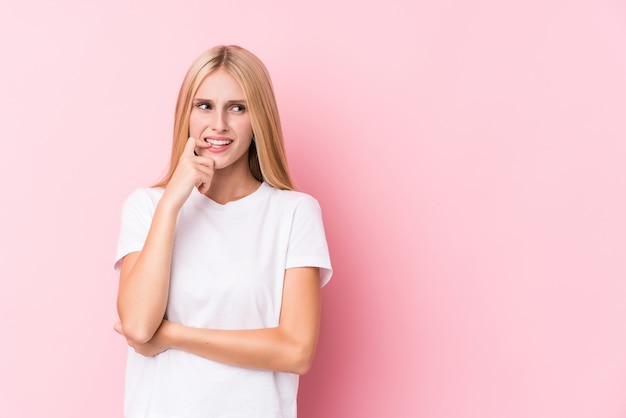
top-left (155, 196), bottom-right (182, 218)
top-left (163, 321), bottom-right (184, 350)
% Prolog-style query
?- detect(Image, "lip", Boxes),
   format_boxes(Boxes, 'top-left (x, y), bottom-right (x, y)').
top-left (204, 136), bottom-right (234, 153)
top-left (204, 136), bottom-right (233, 141)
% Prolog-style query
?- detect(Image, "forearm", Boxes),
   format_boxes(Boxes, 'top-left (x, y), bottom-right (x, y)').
top-left (117, 201), bottom-right (179, 343)
top-left (165, 268), bottom-right (322, 374)
top-left (166, 322), bottom-right (318, 375)
top-left (118, 268), bottom-right (323, 374)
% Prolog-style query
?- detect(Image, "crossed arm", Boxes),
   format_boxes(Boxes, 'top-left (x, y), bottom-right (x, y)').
top-left (116, 253), bottom-right (321, 375)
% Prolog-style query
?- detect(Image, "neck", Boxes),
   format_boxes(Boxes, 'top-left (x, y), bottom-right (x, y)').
top-left (204, 167), bottom-right (261, 205)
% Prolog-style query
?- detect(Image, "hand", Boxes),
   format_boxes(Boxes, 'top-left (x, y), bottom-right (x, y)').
top-left (114, 319), bottom-right (174, 357)
top-left (161, 136), bottom-right (215, 210)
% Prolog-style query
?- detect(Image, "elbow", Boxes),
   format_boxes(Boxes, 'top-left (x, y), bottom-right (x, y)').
top-left (118, 321), bottom-right (156, 344)
top-left (117, 302), bottom-right (160, 344)
top-left (287, 343), bottom-right (317, 375)
top-left (293, 360), bottom-right (313, 376)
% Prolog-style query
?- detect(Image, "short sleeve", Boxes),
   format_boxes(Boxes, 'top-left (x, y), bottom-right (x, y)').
top-left (285, 195), bottom-right (333, 287)
top-left (113, 189), bottom-right (159, 271)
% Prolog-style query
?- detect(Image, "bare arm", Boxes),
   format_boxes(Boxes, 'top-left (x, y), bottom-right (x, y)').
top-left (116, 203), bottom-right (177, 344)
top-left (116, 267), bottom-right (322, 375)
top-left (116, 137), bottom-right (214, 343)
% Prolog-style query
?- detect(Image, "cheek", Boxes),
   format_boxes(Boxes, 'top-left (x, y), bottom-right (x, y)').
top-left (188, 114), bottom-right (204, 135)
top-left (235, 118), bottom-right (253, 136)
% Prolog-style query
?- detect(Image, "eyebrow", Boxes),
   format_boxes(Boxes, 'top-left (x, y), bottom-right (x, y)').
top-left (193, 98), bottom-right (247, 105)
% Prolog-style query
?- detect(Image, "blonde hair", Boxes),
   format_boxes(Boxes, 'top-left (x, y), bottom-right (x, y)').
top-left (154, 45), bottom-right (294, 190)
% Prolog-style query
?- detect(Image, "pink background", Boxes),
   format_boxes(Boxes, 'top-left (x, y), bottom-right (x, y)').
top-left (1, 0), bottom-right (625, 417)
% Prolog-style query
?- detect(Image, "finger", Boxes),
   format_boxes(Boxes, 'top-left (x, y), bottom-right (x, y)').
top-left (184, 136), bottom-right (197, 155)
top-left (196, 169), bottom-right (214, 189)
top-left (194, 162), bottom-right (214, 176)
top-left (196, 156), bottom-right (215, 169)
top-left (197, 183), bottom-right (208, 194)
top-left (195, 136), bottom-right (211, 148)
top-left (196, 165), bottom-right (214, 190)
top-left (193, 137), bottom-right (211, 156)
top-left (198, 174), bottom-right (214, 192)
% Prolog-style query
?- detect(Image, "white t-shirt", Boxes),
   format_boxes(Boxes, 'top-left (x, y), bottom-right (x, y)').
top-left (114, 182), bottom-right (332, 418)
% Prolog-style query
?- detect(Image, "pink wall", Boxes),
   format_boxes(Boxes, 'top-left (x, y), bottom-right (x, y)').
top-left (1, 0), bottom-right (625, 417)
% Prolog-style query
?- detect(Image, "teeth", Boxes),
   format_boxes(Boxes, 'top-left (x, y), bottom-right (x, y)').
top-left (207, 139), bottom-right (233, 146)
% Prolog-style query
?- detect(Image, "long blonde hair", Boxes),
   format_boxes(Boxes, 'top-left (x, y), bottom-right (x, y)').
top-left (154, 45), bottom-right (294, 190)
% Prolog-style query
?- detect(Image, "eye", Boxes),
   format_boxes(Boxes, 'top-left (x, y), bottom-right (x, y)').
top-left (230, 104), bottom-right (246, 113)
top-left (195, 102), bottom-right (212, 110)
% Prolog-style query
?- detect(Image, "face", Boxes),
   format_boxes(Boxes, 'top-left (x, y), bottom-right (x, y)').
top-left (189, 69), bottom-right (253, 173)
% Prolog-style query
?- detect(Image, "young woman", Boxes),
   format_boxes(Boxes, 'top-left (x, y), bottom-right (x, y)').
top-left (113, 45), bottom-right (332, 418)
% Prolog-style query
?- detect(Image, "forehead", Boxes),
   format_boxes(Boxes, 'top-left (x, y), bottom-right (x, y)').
top-left (194, 68), bottom-right (245, 99)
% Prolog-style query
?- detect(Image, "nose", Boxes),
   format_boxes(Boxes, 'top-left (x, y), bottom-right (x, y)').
top-left (211, 109), bottom-right (229, 132)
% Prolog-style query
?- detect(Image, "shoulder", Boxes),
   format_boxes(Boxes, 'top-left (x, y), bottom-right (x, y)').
top-left (125, 187), bottom-right (165, 202)
top-left (263, 186), bottom-right (328, 230)
top-left (265, 186), bottom-right (323, 214)
top-left (121, 187), bottom-right (165, 214)
top-left (266, 185), bottom-right (320, 206)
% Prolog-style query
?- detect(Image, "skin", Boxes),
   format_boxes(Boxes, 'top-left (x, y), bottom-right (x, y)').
top-left (115, 69), bottom-right (322, 375)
